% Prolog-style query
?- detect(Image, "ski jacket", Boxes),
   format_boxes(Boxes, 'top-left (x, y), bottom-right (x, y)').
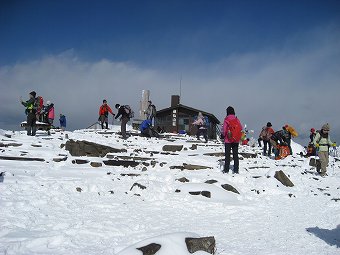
top-left (271, 130), bottom-right (290, 145)
top-left (313, 132), bottom-right (333, 152)
top-left (59, 115), bottom-right (66, 127)
top-left (22, 97), bottom-right (36, 113)
top-left (115, 106), bottom-right (129, 119)
top-left (48, 104), bottom-right (55, 119)
top-left (193, 116), bottom-right (207, 130)
top-left (99, 104), bottom-right (113, 117)
top-left (223, 114), bottom-right (242, 144)
top-left (140, 120), bottom-right (152, 132)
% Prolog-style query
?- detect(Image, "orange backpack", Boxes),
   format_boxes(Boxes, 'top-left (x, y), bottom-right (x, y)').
top-left (275, 145), bottom-right (290, 160)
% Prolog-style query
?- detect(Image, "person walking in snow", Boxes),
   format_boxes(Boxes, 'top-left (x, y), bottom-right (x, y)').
top-left (223, 106), bottom-right (242, 174)
top-left (259, 122), bottom-right (275, 156)
top-left (313, 123), bottom-right (336, 176)
top-left (192, 112), bottom-right (208, 143)
top-left (99, 100), bottom-right (115, 129)
top-left (115, 104), bottom-right (130, 139)
top-left (20, 91), bottom-right (37, 136)
top-left (59, 114), bottom-right (66, 131)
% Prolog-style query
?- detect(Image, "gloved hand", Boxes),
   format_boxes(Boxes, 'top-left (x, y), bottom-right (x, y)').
top-left (332, 143), bottom-right (337, 147)
top-left (316, 144), bottom-right (319, 148)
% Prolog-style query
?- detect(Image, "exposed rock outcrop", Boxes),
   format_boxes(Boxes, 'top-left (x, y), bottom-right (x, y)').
top-left (65, 139), bottom-right (127, 157)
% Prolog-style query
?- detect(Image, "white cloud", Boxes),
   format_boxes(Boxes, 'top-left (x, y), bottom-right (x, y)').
top-left (1, 26), bottom-right (339, 145)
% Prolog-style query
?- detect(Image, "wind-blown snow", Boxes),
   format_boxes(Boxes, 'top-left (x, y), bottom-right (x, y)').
top-left (0, 127), bottom-right (339, 255)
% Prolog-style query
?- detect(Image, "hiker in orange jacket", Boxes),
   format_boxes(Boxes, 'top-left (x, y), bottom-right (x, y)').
top-left (99, 100), bottom-right (115, 129)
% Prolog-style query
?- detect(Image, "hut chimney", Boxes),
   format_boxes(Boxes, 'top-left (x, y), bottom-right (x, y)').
top-left (171, 95), bottom-right (180, 107)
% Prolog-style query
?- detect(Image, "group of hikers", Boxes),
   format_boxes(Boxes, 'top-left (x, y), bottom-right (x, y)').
top-left (21, 91), bottom-right (336, 177)
top-left (20, 91), bottom-right (66, 136)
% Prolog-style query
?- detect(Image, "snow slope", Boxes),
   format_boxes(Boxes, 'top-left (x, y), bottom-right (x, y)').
top-left (0, 127), bottom-right (339, 255)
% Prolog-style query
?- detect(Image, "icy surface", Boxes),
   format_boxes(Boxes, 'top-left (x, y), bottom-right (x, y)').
top-left (0, 126), bottom-right (339, 254)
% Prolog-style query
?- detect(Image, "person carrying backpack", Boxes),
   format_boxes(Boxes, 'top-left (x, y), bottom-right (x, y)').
top-left (45, 101), bottom-right (55, 125)
top-left (115, 104), bottom-right (131, 139)
top-left (20, 91), bottom-right (37, 136)
top-left (259, 122), bottom-right (275, 156)
top-left (145, 101), bottom-right (157, 125)
top-left (99, 100), bottom-right (115, 129)
top-left (223, 106), bottom-right (242, 174)
top-left (192, 112), bottom-right (208, 143)
top-left (313, 123), bottom-right (336, 176)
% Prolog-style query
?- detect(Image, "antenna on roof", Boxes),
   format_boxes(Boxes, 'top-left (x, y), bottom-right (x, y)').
top-left (179, 74), bottom-right (182, 100)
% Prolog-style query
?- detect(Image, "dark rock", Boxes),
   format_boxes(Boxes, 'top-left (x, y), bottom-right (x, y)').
top-left (221, 184), bottom-right (240, 194)
top-left (162, 145), bottom-right (183, 152)
top-left (252, 176), bottom-right (262, 179)
top-left (331, 198), bottom-right (340, 202)
top-left (190, 144), bottom-right (198, 150)
top-left (185, 236), bottom-right (216, 254)
top-left (142, 167), bottom-right (148, 171)
top-left (4, 134), bottom-right (12, 138)
top-left (53, 157), bottom-right (67, 162)
top-left (175, 189), bottom-right (181, 193)
top-left (288, 193), bottom-right (296, 198)
top-left (239, 152), bottom-right (257, 158)
top-left (130, 182), bottom-right (147, 191)
top-left (65, 139), bottom-right (127, 157)
top-left (0, 156), bottom-right (45, 162)
top-left (0, 142), bottom-right (22, 147)
top-left (0, 172), bottom-right (4, 183)
top-left (108, 190), bottom-right (114, 194)
top-left (31, 144), bottom-right (42, 147)
top-left (76, 187), bottom-right (82, 192)
top-left (72, 159), bottom-right (89, 165)
top-left (201, 191), bottom-right (211, 198)
top-left (103, 160), bottom-right (139, 168)
top-left (176, 177), bottom-right (190, 183)
top-left (170, 165), bottom-right (185, 170)
top-left (204, 152), bottom-right (225, 157)
top-left (189, 191), bottom-right (201, 195)
top-left (120, 173), bottom-right (140, 177)
top-left (90, 162), bottom-right (102, 167)
top-left (274, 170), bottom-right (294, 187)
top-left (183, 163), bottom-right (212, 170)
top-left (136, 243), bottom-right (161, 255)
top-left (205, 179), bottom-right (218, 184)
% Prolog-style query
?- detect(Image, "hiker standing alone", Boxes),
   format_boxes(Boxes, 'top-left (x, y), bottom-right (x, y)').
top-left (115, 104), bottom-right (130, 139)
top-left (313, 123), bottom-right (336, 177)
top-left (20, 91), bottom-right (37, 136)
top-left (145, 101), bottom-right (157, 126)
top-left (223, 106), bottom-right (242, 174)
top-left (259, 122), bottom-right (275, 156)
top-left (59, 114), bottom-right (66, 131)
top-left (99, 100), bottom-right (115, 129)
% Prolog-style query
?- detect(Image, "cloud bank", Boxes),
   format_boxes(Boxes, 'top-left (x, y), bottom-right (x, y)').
top-left (1, 26), bottom-right (339, 144)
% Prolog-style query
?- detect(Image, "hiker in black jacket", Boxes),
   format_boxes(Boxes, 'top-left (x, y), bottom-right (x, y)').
top-left (20, 91), bottom-right (37, 136)
top-left (115, 104), bottom-right (129, 139)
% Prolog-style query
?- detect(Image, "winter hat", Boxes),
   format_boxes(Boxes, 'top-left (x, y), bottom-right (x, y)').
top-left (322, 123), bottom-right (330, 131)
top-left (115, 104), bottom-right (120, 109)
top-left (267, 122), bottom-right (272, 127)
top-left (226, 106), bottom-right (235, 116)
top-left (310, 128), bottom-right (315, 133)
top-left (29, 91), bottom-right (36, 97)
top-left (103, 99), bottom-right (107, 103)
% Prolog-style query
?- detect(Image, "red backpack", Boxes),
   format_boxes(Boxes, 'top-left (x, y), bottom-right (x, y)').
top-left (226, 117), bottom-right (242, 142)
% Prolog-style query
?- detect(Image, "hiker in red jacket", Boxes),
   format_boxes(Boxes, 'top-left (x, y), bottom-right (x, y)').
top-left (223, 106), bottom-right (242, 174)
top-left (99, 100), bottom-right (115, 129)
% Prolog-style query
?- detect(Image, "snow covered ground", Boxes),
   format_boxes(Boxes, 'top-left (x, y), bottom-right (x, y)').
top-left (0, 126), bottom-right (339, 255)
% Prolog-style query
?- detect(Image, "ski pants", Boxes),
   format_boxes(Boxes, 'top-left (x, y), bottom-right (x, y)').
top-left (263, 140), bottom-right (272, 156)
top-left (121, 116), bottom-right (129, 139)
top-left (27, 112), bottom-right (37, 136)
top-left (224, 143), bottom-right (239, 173)
top-left (318, 151), bottom-right (329, 174)
top-left (197, 128), bottom-right (208, 142)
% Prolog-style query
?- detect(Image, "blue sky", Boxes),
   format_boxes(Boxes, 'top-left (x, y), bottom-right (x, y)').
top-left (1, 0), bottom-right (340, 144)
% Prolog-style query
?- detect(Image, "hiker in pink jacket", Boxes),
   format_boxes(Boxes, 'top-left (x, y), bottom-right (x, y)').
top-left (223, 106), bottom-right (242, 174)
top-left (45, 101), bottom-right (55, 125)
